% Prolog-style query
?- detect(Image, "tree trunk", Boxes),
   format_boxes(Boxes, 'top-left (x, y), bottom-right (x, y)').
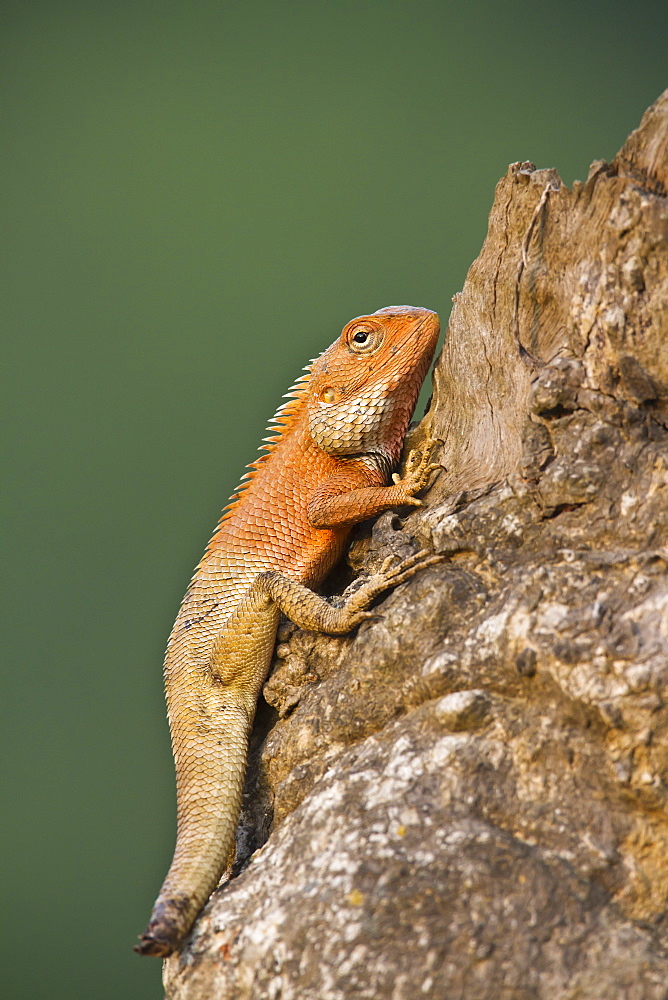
top-left (164, 91), bottom-right (668, 1000)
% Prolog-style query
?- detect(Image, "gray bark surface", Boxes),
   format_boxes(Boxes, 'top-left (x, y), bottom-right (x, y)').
top-left (164, 91), bottom-right (668, 1000)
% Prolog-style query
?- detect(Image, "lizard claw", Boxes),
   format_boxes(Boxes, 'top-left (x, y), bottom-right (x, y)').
top-left (379, 550), bottom-right (444, 587)
top-left (351, 610), bottom-right (383, 628)
top-left (346, 549), bottom-right (445, 617)
top-left (391, 438), bottom-right (442, 505)
top-left (379, 554), bottom-right (399, 574)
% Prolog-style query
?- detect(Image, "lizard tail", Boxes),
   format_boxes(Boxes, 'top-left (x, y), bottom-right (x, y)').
top-left (135, 693), bottom-right (251, 956)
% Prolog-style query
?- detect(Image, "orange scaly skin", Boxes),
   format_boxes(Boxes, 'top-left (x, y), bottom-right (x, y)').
top-left (136, 305), bottom-right (440, 957)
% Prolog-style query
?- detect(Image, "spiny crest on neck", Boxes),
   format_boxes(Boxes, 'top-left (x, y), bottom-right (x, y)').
top-left (210, 363), bottom-right (315, 533)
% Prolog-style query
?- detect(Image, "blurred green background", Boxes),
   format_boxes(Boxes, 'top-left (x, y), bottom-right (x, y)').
top-left (2, 1), bottom-right (665, 996)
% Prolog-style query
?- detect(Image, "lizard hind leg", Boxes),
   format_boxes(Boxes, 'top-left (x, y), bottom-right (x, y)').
top-left (257, 549), bottom-right (444, 636)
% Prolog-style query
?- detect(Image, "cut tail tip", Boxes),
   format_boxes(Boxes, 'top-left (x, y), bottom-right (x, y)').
top-left (134, 932), bottom-right (174, 957)
top-left (134, 917), bottom-right (181, 957)
top-left (135, 894), bottom-right (192, 956)
top-left (133, 930), bottom-right (176, 958)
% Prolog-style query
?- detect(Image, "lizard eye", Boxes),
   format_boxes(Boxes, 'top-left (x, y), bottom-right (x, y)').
top-left (346, 325), bottom-right (383, 355)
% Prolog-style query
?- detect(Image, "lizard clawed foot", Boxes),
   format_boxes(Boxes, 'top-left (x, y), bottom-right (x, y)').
top-left (345, 549), bottom-right (445, 618)
top-left (391, 438), bottom-right (442, 504)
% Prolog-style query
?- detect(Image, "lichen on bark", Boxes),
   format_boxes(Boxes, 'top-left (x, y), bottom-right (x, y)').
top-left (164, 91), bottom-right (668, 1000)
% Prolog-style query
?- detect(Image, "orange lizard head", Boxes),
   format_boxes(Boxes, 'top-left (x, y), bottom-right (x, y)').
top-left (307, 305), bottom-right (440, 465)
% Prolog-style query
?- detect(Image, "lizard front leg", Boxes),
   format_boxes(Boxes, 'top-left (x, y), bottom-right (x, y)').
top-left (307, 438), bottom-right (441, 529)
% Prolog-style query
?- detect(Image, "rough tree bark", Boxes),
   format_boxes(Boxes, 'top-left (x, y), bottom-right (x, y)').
top-left (163, 92), bottom-right (668, 1000)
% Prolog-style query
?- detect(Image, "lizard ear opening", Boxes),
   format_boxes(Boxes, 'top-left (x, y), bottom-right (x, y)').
top-left (319, 387), bottom-right (340, 404)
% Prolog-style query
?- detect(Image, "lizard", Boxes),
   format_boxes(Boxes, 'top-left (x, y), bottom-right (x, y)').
top-left (135, 304), bottom-right (441, 957)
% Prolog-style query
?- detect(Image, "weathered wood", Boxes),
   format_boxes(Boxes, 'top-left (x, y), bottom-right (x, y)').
top-left (429, 91), bottom-right (668, 499)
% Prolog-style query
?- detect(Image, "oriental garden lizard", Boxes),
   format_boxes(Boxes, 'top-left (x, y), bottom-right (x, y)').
top-left (136, 305), bottom-right (441, 956)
